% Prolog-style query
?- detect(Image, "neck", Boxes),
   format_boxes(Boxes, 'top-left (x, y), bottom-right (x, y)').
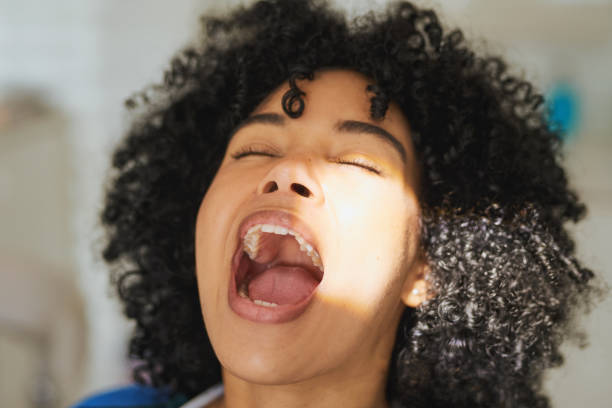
top-left (217, 358), bottom-right (391, 408)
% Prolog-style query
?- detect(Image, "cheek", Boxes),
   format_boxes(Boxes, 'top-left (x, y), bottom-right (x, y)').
top-left (195, 171), bottom-right (249, 303)
top-left (196, 166), bottom-right (254, 248)
top-left (321, 177), bottom-right (418, 311)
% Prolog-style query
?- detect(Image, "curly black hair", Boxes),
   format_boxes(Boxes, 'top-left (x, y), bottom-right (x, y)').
top-left (101, 1), bottom-right (601, 406)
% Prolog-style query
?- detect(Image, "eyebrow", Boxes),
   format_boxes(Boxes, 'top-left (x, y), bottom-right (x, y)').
top-left (232, 112), bottom-right (407, 164)
top-left (230, 113), bottom-right (286, 138)
top-left (335, 120), bottom-right (407, 164)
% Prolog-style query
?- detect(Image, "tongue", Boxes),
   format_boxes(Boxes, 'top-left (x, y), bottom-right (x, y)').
top-left (248, 265), bottom-right (319, 305)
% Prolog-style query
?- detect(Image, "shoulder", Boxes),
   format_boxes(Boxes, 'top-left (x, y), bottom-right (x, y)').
top-left (70, 384), bottom-right (188, 408)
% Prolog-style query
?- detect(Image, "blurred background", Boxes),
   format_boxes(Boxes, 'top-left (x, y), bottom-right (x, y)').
top-left (0, 0), bottom-right (610, 407)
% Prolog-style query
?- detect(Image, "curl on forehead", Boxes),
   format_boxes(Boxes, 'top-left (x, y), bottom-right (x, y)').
top-left (280, 67), bottom-right (390, 120)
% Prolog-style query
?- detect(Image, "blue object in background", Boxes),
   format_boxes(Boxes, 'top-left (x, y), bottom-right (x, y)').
top-left (547, 80), bottom-right (580, 141)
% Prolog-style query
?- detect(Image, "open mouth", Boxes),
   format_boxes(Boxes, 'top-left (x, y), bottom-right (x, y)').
top-left (229, 215), bottom-right (324, 323)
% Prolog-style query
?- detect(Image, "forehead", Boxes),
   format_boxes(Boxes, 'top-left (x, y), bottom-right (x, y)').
top-left (249, 69), bottom-right (419, 182)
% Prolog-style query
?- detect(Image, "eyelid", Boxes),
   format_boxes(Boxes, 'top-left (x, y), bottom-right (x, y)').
top-left (332, 156), bottom-right (383, 175)
top-left (231, 146), bottom-right (383, 175)
top-left (230, 145), bottom-right (279, 159)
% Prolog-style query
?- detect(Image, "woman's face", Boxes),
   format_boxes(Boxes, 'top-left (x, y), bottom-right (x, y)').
top-left (195, 69), bottom-right (424, 385)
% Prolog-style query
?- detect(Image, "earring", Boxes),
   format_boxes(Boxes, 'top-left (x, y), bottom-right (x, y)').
top-left (412, 288), bottom-right (419, 295)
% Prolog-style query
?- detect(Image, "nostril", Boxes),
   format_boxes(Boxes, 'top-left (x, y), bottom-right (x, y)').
top-left (291, 183), bottom-right (311, 198)
top-left (263, 181), bottom-right (278, 193)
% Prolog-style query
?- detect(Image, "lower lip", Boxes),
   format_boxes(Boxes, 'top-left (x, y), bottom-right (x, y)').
top-left (227, 246), bottom-right (319, 324)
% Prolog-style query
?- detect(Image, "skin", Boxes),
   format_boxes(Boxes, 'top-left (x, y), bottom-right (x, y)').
top-left (195, 69), bottom-right (427, 408)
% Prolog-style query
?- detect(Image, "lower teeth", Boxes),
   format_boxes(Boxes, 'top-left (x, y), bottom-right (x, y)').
top-left (238, 282), bottom-right (249, 298)
top-left (253, 299), bottom-right (278, 307)
top-left (238, 282), bottom-right (278, 307)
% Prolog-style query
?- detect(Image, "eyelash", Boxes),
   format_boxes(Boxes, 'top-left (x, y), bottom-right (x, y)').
top-left (231, 146), bottom-right (276, 160)
top-left (333, 158), bottom-right (381, 175)
top-left (231, 147), bottom-right (382, 175)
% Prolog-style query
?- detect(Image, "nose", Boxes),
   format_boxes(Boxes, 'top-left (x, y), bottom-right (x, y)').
top-left (256, 156), bottom-right (324, 204)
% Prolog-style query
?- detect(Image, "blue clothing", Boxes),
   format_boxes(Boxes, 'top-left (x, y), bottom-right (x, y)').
top-left (70, 385), bottom-right (188, 408)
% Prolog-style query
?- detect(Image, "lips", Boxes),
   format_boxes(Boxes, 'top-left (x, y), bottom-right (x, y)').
top-left (228, 210), bottom-right (323, 323)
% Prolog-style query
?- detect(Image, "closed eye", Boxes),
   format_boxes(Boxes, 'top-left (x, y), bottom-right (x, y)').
top-left (231, 147), bottom-right (277, 159)
top-left (334, 158), bottom-right (382, 175)
top-left (231, 147), bottom-right (382, 175)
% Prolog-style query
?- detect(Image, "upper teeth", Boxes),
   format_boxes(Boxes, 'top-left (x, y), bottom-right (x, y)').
top-left (243, 224), bottom-right (323, 271)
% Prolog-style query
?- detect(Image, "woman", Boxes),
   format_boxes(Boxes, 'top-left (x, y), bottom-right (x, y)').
top-left (74, 0), bottom-right (599, 407)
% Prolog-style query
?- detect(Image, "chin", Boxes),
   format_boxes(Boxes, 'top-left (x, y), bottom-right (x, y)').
top-left (219, 346), bottom-right (328, 386)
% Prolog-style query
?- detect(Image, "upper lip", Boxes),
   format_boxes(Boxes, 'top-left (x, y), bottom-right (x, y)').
top-left (236, 209), bottom-right (323, 272)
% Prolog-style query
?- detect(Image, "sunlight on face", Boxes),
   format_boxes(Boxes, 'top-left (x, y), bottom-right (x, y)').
top-left (195, 69), bottom-right (424, 385)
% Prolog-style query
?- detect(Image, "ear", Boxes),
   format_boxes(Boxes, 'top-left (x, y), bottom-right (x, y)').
top-left (400, 260), bottom-right (430, 308)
